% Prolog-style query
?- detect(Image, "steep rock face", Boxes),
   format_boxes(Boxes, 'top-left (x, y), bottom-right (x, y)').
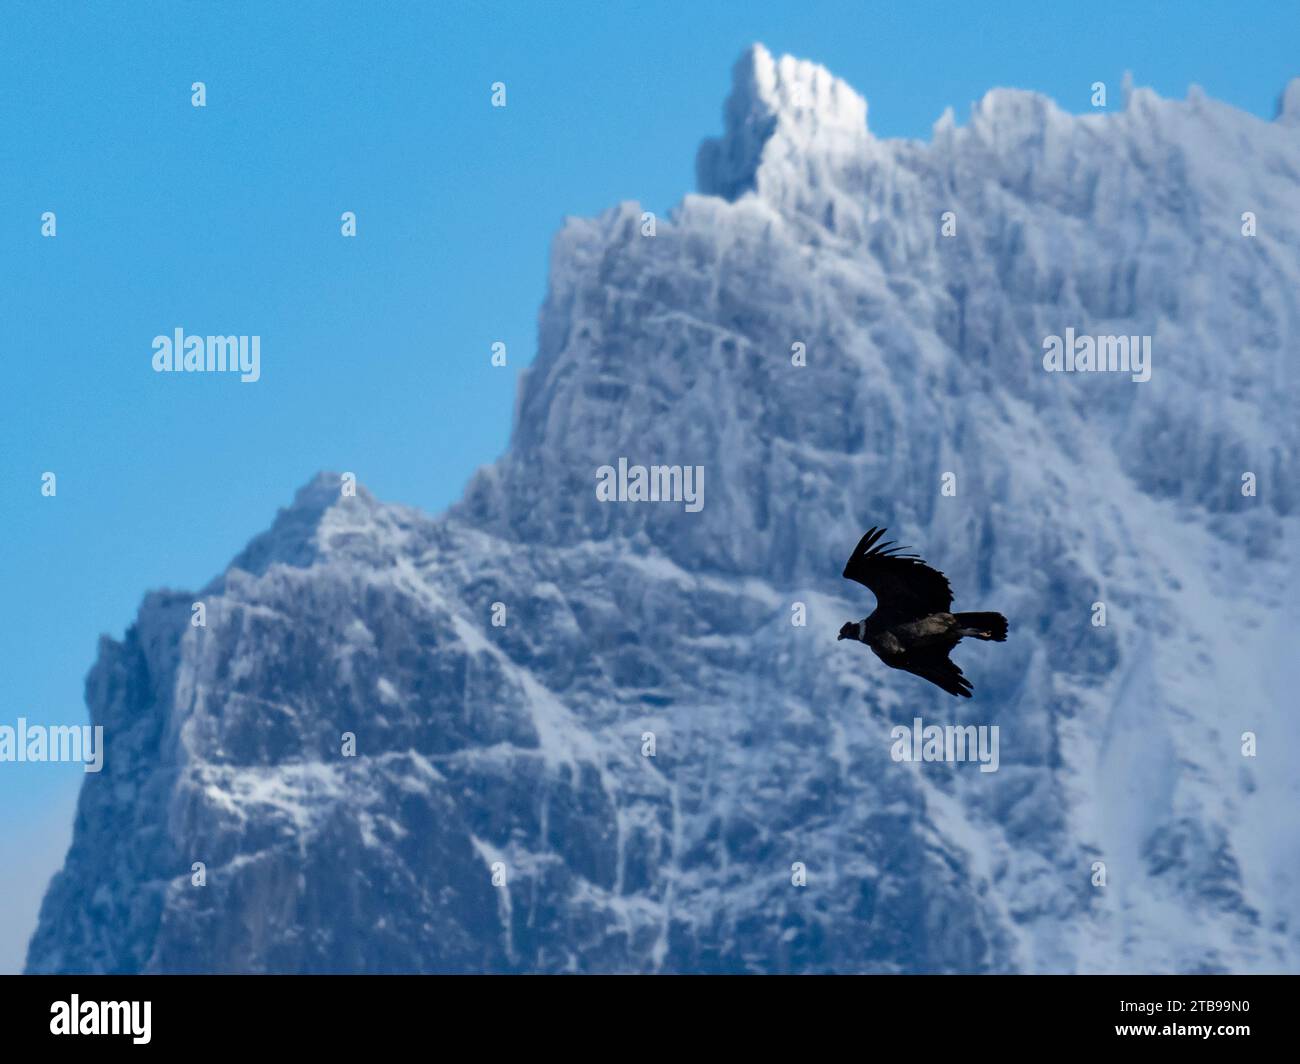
top-left (28, 45), bottom-right (1300, 973)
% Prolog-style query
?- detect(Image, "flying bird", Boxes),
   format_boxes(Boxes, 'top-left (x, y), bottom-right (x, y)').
top-left (838, 527), bottom-right (1007, 698)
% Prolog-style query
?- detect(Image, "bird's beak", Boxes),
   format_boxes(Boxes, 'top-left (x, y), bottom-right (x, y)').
top-left (837, 632), bottom-right (846, 640)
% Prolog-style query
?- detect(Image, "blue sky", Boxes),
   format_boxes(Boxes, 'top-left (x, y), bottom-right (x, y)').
top-left (1, 0), bottom-right (1295, 973)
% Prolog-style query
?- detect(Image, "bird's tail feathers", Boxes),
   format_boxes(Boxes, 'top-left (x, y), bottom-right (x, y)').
top-left (956, 612), bottom-right (1008, 642)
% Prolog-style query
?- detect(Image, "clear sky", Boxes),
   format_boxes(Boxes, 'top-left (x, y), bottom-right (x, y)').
top-left (1, 0), bottom-right (1295, 972)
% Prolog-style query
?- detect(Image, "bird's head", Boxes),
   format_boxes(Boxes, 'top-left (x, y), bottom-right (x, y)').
top-left (837, 622), bottom-right (857, 641)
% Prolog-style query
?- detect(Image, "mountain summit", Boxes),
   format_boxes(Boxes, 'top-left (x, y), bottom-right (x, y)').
top-left (696, 43), bottom-right (872, 200)
top-left (27, 48), bottom-right (1300, 973)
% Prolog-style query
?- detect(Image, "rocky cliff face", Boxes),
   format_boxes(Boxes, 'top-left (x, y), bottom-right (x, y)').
top-left (27, 45), bottom-right (1300, 973)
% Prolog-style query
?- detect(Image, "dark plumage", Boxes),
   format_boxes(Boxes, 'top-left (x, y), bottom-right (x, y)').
top-left (837, 527), bottom-right (1007, 698)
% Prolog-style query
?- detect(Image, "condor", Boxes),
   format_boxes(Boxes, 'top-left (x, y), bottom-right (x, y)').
top-left (837, 527), bottom-right (1008, 698)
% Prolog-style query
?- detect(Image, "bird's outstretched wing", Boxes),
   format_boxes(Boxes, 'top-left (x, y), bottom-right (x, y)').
top-left (896, 644), bottom-right (973, 698)
top-left (842, 527), bottom-right (953, 619)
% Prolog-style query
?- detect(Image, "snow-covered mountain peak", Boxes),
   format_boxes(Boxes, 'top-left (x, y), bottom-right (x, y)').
top-left (290, 470), bottom-right (373, 513)
top-left (696, 43), bottom-right (871, 201)
top-left (218, 472), bottom-right (412, 579)
top-left (737, 43), bottom-right (869, 134)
